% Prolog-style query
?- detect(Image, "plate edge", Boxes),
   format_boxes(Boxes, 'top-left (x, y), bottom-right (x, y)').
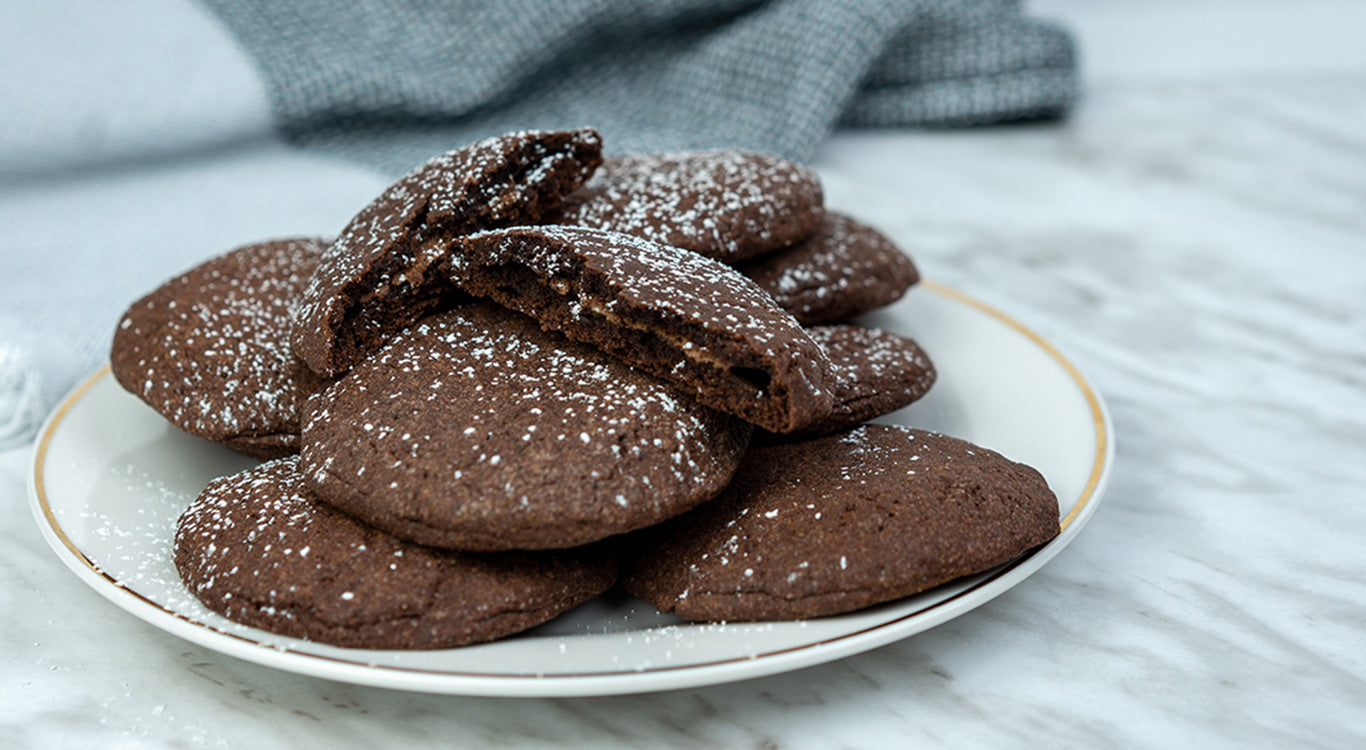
top-left (26, 283), bottom-right (1115, 695)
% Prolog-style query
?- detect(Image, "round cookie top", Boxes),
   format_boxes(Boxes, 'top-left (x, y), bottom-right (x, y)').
top-left (556, 150), bottom-right (824, 263)
top-left (292, 128), bottom-right (603, 377)
top-left (175, 455), bottom-right (617, 650)
top-left (777, 325), bottom-right (936, 439)
top-left (624, 425), bottom-right (1060, 622)
top-left (110, 237), bottom-right (326, 459)
top-left (740, 213), bottom-right (919, 325)
top-left (448, 225), bottom-right (836, 434)
top-left (301, 303), bottom-right (752, 551)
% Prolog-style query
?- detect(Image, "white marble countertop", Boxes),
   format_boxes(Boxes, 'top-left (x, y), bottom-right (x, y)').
top-left (3, 1), bottom-right (1364, 747)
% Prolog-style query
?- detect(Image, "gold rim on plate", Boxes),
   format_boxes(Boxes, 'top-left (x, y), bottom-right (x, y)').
top-left (30, 282), bottom-right (1111, 683)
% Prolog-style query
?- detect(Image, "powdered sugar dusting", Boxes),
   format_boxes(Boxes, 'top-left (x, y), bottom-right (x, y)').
top-left (450, 225), bottom-right (837, 432)
top-left (300, 303), bottom-right (749, 549)
top-left (740, 213), bottom-right (919, 326)
top-left (790, 325), bottom-right (936, 435)
top-left (628, 424), bottom-right (1060, 622)
top-left (291, 129), bottom-right (602, 375)
top-left (463, 225), bottom-right (800, 350)
top-left (559, 150), bottom-right (822, 262)
top-left (175, 455), bottom-right (614, 648)
top-left (110, 238), bottom-right (325, 449)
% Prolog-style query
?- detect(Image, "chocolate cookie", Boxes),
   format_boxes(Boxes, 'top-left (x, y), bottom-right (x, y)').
top-left (301, 303), bottom-right (751, 551)
top-left (175, 455), bottom-right (617, 649)
top-left (292, 128), bottom-right (603, 377)
top-left (110, 237), bottom-right (326, 458)
top-left (624, 425), bottom-right (1060, 622)
top-left (556, 150), bottom-right (823, 263)
top-left (739, 213), bottom-right (919, 325)
top-left (446, 225), bottom-right (835, 434)
top-left (775, 325), bottom-right (936, 438)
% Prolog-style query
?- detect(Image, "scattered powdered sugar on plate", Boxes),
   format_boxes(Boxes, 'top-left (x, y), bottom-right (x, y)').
top-left (81, 461), bottom-right (204, 615)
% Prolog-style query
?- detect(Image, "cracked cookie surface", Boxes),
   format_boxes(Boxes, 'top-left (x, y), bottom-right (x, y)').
top-left (768, 325), bottom-right (935, 439)
top-left (556, 150), bottom-right (823, 263)
top-left (174, 455), bottom-right (617, 649)
top-left (301, 303), bottom-right (751, 551)
top-left (448, 225), bottom-right (836, 434)
top-left (111, 237), bottom-right (326, 458)
top-left (624, 425), bottom-right (1060, 622)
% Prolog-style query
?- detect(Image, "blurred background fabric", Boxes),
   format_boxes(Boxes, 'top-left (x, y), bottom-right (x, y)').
top-left (0, 0), bottom-right (1076, 448)
top-left (202, 0), bottom-right (1078, 171)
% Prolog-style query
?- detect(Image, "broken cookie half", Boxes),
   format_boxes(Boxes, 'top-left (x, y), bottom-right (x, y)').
top-left (291, 128), bottom-right (604, 378)
top-left (444, 225), bottom-right (837, 434)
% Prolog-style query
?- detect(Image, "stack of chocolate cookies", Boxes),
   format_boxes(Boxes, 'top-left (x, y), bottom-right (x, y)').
top-left (111, 129), bottom-right (1060, 650)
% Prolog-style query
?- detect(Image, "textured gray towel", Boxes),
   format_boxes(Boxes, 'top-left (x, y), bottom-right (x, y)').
top-left (202, 0), bottom-right (1078, 171)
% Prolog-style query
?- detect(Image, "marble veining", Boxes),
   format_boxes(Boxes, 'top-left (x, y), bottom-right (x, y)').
top-left (3, 2), bottom-right (1366, 747)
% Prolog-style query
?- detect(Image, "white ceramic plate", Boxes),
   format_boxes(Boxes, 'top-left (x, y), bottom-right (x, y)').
top-left (28, 281), bottom-right (1112, 697)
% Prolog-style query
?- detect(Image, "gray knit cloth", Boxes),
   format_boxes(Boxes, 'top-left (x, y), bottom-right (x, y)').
top-left (202, 0), bottom-right (1077, 171)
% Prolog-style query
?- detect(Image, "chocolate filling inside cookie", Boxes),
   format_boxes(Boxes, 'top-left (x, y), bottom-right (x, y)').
top-left (301, 304), bottom-right (751, 551)
top-left (482, 261), bottom-right (776, 392)
top-left (447, 226), bottom-right (835, 433)
top-left (293, 129), bottom-right (603, 377)
top-left (623, 425), bottom-right (1061, 622)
